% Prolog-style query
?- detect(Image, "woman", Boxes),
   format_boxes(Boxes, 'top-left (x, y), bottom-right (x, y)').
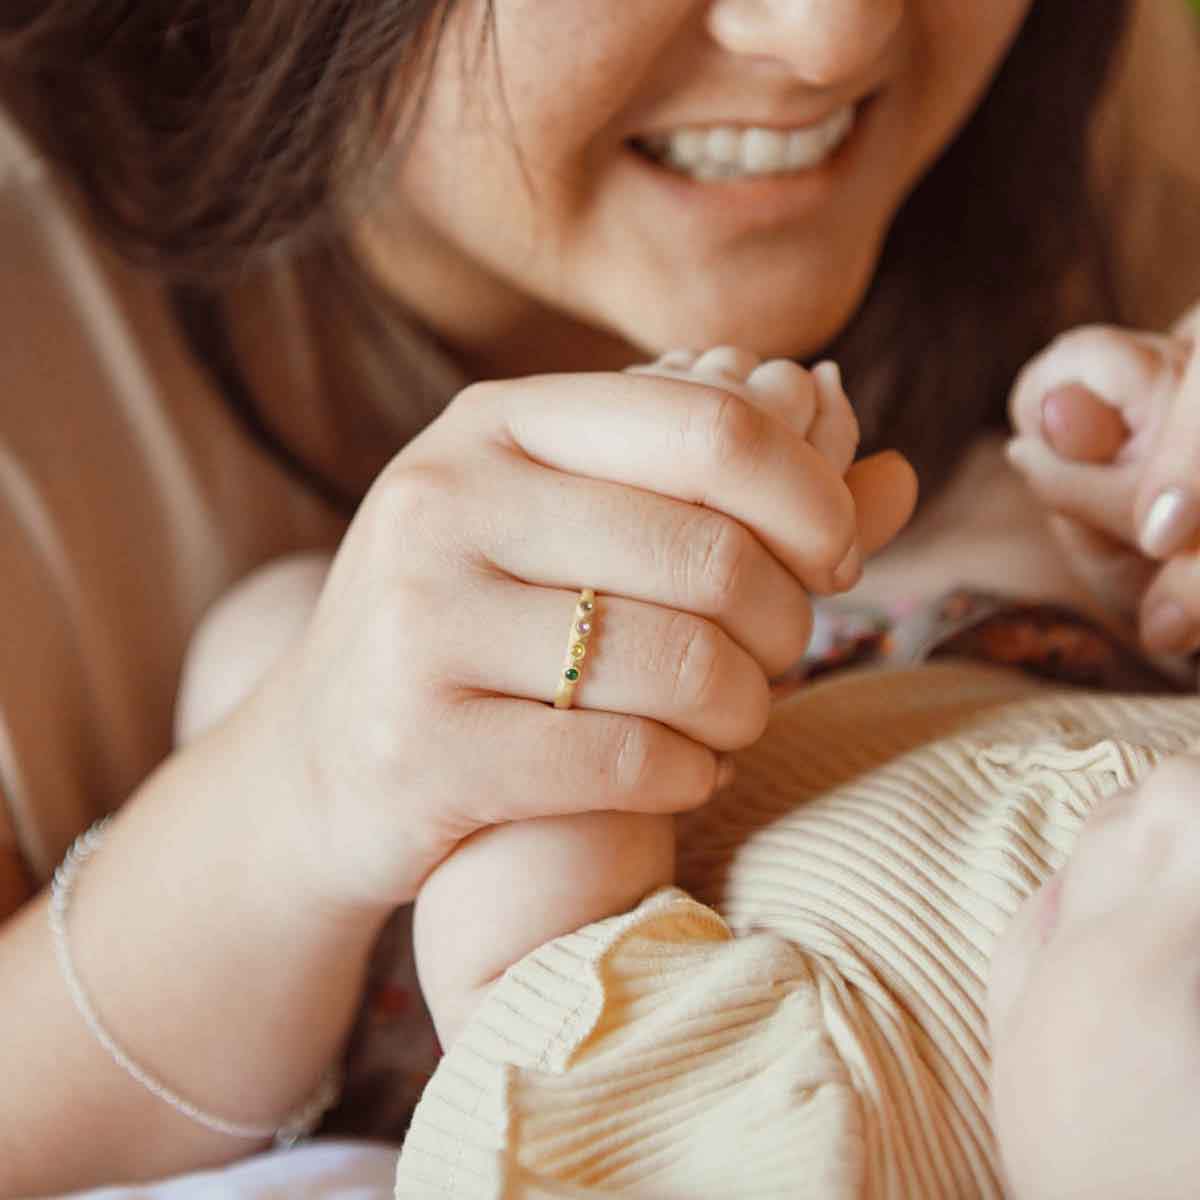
top-left (0, 1), bottom-right (1198, 1194)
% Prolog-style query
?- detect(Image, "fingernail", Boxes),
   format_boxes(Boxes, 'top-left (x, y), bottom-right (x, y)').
top-left (812, 360), bottom-right (844, 394)
top-left (1139, 488), bottom-right (1200, 559)
top-left (1141, 601), bottom-right (1195, 654)
top-left (716, 754), bottom-right (737, 789)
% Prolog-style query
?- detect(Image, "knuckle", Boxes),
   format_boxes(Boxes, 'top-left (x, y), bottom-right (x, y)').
top-left (663, 613), bottom-right (725, 714)
top-left (446, 379), bottom-right (501, 417)
top-left (612, 718), bottom-right (654, 797)
top-left (803, 482), bottom-right (857, 569)
top-left (698, 389), bottom-right (767, 473)
top-left (371, 463), bottom-right (458, 526)
top-left (367, 463), bottom-right (472, 568)
top-left (774, 600), bottom-right (815, 676)
top-left (742, 676), bottom-right (773, 743)
top-left (689, 515), bottom-right (752, 612)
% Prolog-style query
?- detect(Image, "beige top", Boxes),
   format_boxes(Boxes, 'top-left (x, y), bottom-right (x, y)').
top-left (0, 128), bottom-right (467, 882)
top-left (2, 0), bottom-right (1200, 884)
top-left (394, 664), bottom-right (1200, 1198)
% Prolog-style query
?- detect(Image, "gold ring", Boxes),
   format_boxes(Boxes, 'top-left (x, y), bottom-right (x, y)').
top-left (553, 589), bottom-right (597, 709)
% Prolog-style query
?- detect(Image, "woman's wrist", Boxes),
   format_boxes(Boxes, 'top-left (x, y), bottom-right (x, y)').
top-left (231, 662), bottom-right (401, 927)
top-left (0, 693), bottom-right (390, 1195)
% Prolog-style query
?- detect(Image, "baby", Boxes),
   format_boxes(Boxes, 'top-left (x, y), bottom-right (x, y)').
top-left (178, 347), bottom-right (1200, 1198)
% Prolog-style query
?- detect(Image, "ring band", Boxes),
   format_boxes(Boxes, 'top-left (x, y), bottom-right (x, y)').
top-left (554, 589), bottom-right (597, 709)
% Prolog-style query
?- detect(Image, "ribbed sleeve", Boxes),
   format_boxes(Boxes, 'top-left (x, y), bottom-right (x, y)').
top-left (396, 664), bottom-right (1200, 1198)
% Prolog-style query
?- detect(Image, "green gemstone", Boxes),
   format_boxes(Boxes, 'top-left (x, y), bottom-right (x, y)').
top-left (564, 667), bottom-right (581, 682)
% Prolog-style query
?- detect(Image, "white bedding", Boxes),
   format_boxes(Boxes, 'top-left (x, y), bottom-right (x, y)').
top-left (61, 1141), bottom-right (398, 1200)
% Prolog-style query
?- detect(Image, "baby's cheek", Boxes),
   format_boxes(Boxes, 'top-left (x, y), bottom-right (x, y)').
top-left (986, 894), bottom-right (1040, 1040)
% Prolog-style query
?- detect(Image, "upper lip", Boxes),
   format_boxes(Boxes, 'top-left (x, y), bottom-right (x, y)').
top-left (631, 89), bottom-right (878, 139)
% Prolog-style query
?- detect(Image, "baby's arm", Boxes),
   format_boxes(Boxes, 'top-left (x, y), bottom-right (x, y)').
top-left (175, 550), bottom-right (674, 1048)
top-left (415, 810), bottom-right (675, 1046)
top-left (175, 552), bottom-right (332, 746)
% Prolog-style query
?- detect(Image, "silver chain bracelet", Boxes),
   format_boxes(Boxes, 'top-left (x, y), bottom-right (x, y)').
top-left (49, 816), bottom-right (341, 1149)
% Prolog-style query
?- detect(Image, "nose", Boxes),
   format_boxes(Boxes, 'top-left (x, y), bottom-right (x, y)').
top-left (706, 0), bottom-right (903, 89)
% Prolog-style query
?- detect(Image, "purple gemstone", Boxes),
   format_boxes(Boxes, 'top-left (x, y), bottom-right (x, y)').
top-left (577, 620), bottom-right (592, 635)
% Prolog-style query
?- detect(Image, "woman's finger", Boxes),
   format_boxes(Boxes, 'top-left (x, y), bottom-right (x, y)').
top-left (1134, 343), bottom-right (1200, 560)
top-left (1139, 553), bottom-right (1200, 655)
top-left (458, 371), bottom-right (858, 596)
top-left (457, 699), bottom-right (728, 825)
top-left (469, 449), bottom-right (813, 677)
top-left (451, 582), bottom-right (770, 752)
top-left (844, 450), bottom-right (919, 557)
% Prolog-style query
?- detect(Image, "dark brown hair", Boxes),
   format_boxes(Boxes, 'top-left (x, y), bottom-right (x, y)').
top-left (1, 1), bottom-right (1134, 498)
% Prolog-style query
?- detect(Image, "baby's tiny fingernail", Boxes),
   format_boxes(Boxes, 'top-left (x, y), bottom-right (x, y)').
top-left (1139, 488), bottom-right (1200, 559)
top-left (832, 543), bottom-right (863, 591)
top-left (716, 755), bottom-right (737, 789)
top-left (812, 360), bottom-right (844, 394)
top-left (1141, 601), bottom-right (1196, 654)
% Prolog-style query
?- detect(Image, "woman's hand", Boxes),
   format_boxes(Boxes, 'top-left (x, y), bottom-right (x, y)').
top-left (1006, 318), bottom-right (1200, 653)
top-left (261, 347), bottom-right (917, 914)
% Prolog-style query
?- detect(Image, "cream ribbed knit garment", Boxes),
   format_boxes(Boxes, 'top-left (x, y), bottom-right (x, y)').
top-left (396, 664), bottom-right (1200, 1198)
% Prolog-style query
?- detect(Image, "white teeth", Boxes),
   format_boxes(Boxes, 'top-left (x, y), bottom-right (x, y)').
top-left (705, 126), bottom-right (741, 166)
top-left (742, 127), bottom-right (786, 173)
top-left (641, 105), bottom-right (856, 181)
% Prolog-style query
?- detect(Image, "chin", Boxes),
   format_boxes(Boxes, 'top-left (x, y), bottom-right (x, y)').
top-left (632, 299), bottom-right (859, 364)
top-left (615, 259), bottom-right (875, 364)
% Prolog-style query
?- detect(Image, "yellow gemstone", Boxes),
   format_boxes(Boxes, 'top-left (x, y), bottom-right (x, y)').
top-left (571, 642), bottom-right (587, 660)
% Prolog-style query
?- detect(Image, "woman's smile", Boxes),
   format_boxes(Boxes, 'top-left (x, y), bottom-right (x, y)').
top-left (366, 0), bottom-right (1034, 371)
top-left (622, 92), bottom-right (881, 237)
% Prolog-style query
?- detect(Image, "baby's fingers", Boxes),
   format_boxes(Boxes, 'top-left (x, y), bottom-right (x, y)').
top-left (1006, 436), bottom-right (1139, 547)
top-left (1041, 383), bottom-right (1128, 463)
top-left (808, 361), bottom-right (859, 475)
top-left (1046, 513), bottom-right (1154, 619)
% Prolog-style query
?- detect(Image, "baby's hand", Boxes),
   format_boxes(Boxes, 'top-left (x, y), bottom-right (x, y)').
top-left (629, 347), bottom-right (916, 592)
top-left (1007, 320), bottom-right (1200, 652)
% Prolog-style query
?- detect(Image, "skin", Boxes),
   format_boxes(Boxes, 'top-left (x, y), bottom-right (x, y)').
top-left (1007, 313), bottom-right (1200, 647)
top-left (989, 754), bottom-right (1200, 1199)
top-left (359, 0), bottom-right (1035, 379)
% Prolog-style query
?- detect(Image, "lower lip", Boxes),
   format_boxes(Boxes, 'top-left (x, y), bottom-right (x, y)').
top-left (625, 96), bottom-right (878, 232)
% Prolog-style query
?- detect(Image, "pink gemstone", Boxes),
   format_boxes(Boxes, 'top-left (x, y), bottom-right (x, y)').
top-left (577, 620), bottom-right (592, 635)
